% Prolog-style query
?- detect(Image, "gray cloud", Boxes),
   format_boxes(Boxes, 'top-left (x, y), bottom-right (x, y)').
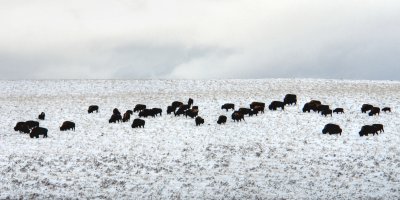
top-left (0, 0), bottom-right (399, 80)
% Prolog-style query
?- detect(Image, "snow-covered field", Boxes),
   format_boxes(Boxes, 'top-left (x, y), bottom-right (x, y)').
top-left (1, 79), bottom-right (399, 199)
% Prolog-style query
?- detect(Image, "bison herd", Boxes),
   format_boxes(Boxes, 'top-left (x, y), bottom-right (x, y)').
top-left (13, 94), bottom-right (391, 139)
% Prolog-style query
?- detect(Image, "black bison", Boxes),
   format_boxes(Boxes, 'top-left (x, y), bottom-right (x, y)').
top-left (303, 101), bottom-right (320, 112)
top-left (284, 94), bottom-right (297, 105)
top-left (250, 102), bottom-right (265, 109)
top-left (269, 101), bottom-right (285, 111)
top-left (188, 98), bottom-right (194, 107)
top-left (382, 107), bottom-right (391, 113)
top-left (333, 108), bottom-right (344, 114)
top-left (152, 108), bottom-right (162, 116)
top-left (359, 125), bottom-right (378, 137)
top-left (185, 109), bottom-right (199, 118)
top-left (139, 109), bottom-right (155, 118)
top-left (167, 106), bottom-right (175, 115)
top-left (322, 124), bottom-right (342, 135)
top-left (109, 114), bottom-right (122, 123)
top-left (316, 105), bottom-right (330, 113)
top-left (14, 122), bottom-right (30, 133)
top-left (217, 115), bottom-right (227, 124)
top-left (368, 107), bottom-right (380, 116)
top-left (88, 105), bottom-right (99, 113)
top-left (38, 112), bottom-right (45, 120)
top-left (302, 103), bottom-right (312, 112)
top-left (372, 124), bottom-right (384, 133)
top-left (361, 104), bottom-right (373, 113)
top-left (221, 103), bottom-right (235, 111)
top-left (309, 100), bottom-right (322, 106)
top-left (30, 127), bottom-right (48, 138)
top-left (179, 104), bottom-right (190, 111)
top-left (134, 104), bottom-right (146, 112)
top-left (60, 121), bottom-right (75, 131)
top-left (238, 108), bottom-right (251, 115)
top-left (321, 109), bottom-right (333, 117)
top-left (253, 105), bottom-right (264, 113)
top-left (231, 111), bottom-right (245, 122)
top-left (249, 109), bottom-right (259, 116)
top-left (174, 107), bottom-right (186, 117)
top-left (122, 110), bottom-right (133, 122)
top-left (25, 120), bottom-right (39, 129)
top-left (195, 116), bottom-right (204, 126)
top-left (131, 118), bottom-right (145, 128)
top-left (171, 101), bottom-right (184, 110)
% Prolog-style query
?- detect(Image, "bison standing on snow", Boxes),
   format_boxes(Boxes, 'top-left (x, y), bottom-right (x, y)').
top-left (368, 107), bottom-right (380, 116)
top-left (372, 124), bottom-right (384, 133)
top-left (25, 120), bottom-right (39, 129)
top-left (195, 116), bottom-right (204, 126)
top-left (221, 103), bottom-right (235, 111)
top-left (322, 124), bottom-right (342, 135)
top-left (60, 121), bottom-right (75, 131)
top-left (131, 118), bottom-right (145, 128)
top-left (30, 127), bottom-right (48, 138)
top-left (321, 109), bottom-right (333, 117)
top-left (88, 105), bottom-right (99, 113)
top-left (269, 101), bottom-right (285, 111)
top-left (361, 104), bottom-right (373, 113)
top-left (359, 125), bottom-right (378, 136)
top-left (382, 107), bottom-right (391, 113)
top-left (38, 112), bottom-right (45, 120)
top-left (122, 110), bottom-right (133, 122)
top-left (14, 122), bottom-right (30, 133)
top-left (333, 108), bottom-right (344, 114)
top-left (231, 111), bottom-right (245, 122)
top-left (284, 94), bottom-right (297, 106)
top-left (134, 104), bottom-right (146, 112)
top-left (217, 115), bottom-right (227, 124)
top-left (109, 113), bottom-right (122, 123)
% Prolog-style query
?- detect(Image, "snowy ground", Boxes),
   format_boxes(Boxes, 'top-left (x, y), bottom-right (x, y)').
top-left (0, 79), bottom-right (399, 199)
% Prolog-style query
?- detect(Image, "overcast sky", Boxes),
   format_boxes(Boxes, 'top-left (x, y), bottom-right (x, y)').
top-left (0, 0), bottom-right (399, 80)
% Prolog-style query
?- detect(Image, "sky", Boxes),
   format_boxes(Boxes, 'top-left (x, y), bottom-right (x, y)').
top-left (0, 0), bottom-right (399, 80)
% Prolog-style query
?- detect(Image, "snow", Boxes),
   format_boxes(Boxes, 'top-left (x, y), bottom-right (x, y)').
top-left (0, 79), bottom-right (399, 199)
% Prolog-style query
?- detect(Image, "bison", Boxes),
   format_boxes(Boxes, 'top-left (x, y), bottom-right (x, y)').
top-left (249, 109), bottom-right (259, 117)
top-left (361, 104), bottom-right (373, 113)
top-left (238, 108), bottom-right (251, 115)
top-left (167, 106), bottom-right (175, 115)
top-left (333, 108), bottom-right (344, 114)
top-left (109, 114), bottom-right (122, 123)
top-left (113, 108), bottom-right (121, 115)
top-left (134, 104), bottom-right (146, 112)
top-left (221, 103), bottom-right (235, 111)
top-left (382, 107), bottom-right (391, 113)
top-left (322, 124), bottom-right (342, 135)
top-left (30, 127), bottom-right (48, 138)
top-left (122, 110), bottom-right (133, 122)
top-left (25, 120), bottom-right (39, 129)
top-left (231, 111), bottom-right (245, 122)
top-left (321, 109), bottom-right (333, 117)
top-left (88, 105), bottom-right (99, 113)
top-left (372, 124), bottom-right (384, 133)
top-left (284, 94), bottom-right (297, 106)
top-left (359, 125), bottom-right (378, 137)
top-left (185, 109), bottom-right (198, 118)
top-left (60, 121), bottom-right (75, 131)
top-left (253, 105), bottom-right (264, 113)
top-left (188, 98), bottom-right (194, 107)
top-left (171, 101), bottom-right (184, 110)
top-left (250, 102), bottom-right (265, 109)
top-left (14, 122), bottom-right (30, 133)
top-left (139, 109), bottom-right (155, 118)
top-left (38, 112), bottom-right (45, 120)
top-left (217, 115), bottom-right (227, 124)
top-left (368, 107), bottom-right (380, 116)
top-left (174, 107), bottom-right (186, 117)
top-left (316, 105), bottom-right (330, 113)
top-left (152, 108), bottom-right (162, 116)
top-left (269, 101), bottom-right (285, 111)
top-left (132, 118), bottom-right (145, 128)
top-left (195, 116), bottom-right (204, 126)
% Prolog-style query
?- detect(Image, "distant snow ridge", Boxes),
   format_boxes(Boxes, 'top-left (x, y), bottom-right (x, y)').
top-left (0, 79), bottom-right (399, 199)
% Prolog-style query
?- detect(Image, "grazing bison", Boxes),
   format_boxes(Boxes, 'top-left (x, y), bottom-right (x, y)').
top-left (217, 115), bottom-right (227, 124)
top-left (152, 108), bottom-right (162, 116)
top-left (132, 118), bottom-right (145, 128)
top-left (231, 111), bottom-right (245, 122)
top-left (382, 107), bottom-right (391, 113)
top-left (122, 111), bottom-right (132, 122)
top-left (195, 116), bottom-right (204, 126)
top-left (171, 101), bottom-right (184, 110)
top-left (284, 94), bottom-right (297, 105)
top-left (14, 122), bottom-right (30, 133)
top-left (88, 105), bottom-right (99, 113)
top-left (30, 127), bottom-right (48, 138)
top-left (359, 125), bottom-right (378, 137)
top-left (109, 114), bottom-right (122, 123)
top-left (134, 104), bottom-right (146, 112)
top-left (185, 109), bottom-right (199, 118)
top-left (188, 98), bottom-right (194, 107)
top-left (302, 103), bottom-right (312, 113)
top-left (221, 103), bottom-right (235, 111)
top-left (333, 108), bottom-right (344, 114)
top-left (38, 112), bottom-right (45, 120)
top-left (321, 109), bottom-right (333, 117)
top-left (316, 105), bottom-right (330, 113)
top-left (322, 124), bottom-right (342, 135)
top-left (174, 107), bottom-right (186, 116)
top-left (361, 104), bottom-right (373, 113)
top-left (60, 121), bottom-right (75, 131)
top-left (25, 120), bottom-right (39, 129)
top-left (269, 101), bottom-right (285, 111)
top-left (372, 124), bottom-right (384, 133)
top-left (368, 107), bottom-right (380, 116)
top-left (167, 106), bottom-right (175, 115)
top-left (250, 102), bottom-right (265, 109)
top-left (139, 109), bottom-right (155, 118)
